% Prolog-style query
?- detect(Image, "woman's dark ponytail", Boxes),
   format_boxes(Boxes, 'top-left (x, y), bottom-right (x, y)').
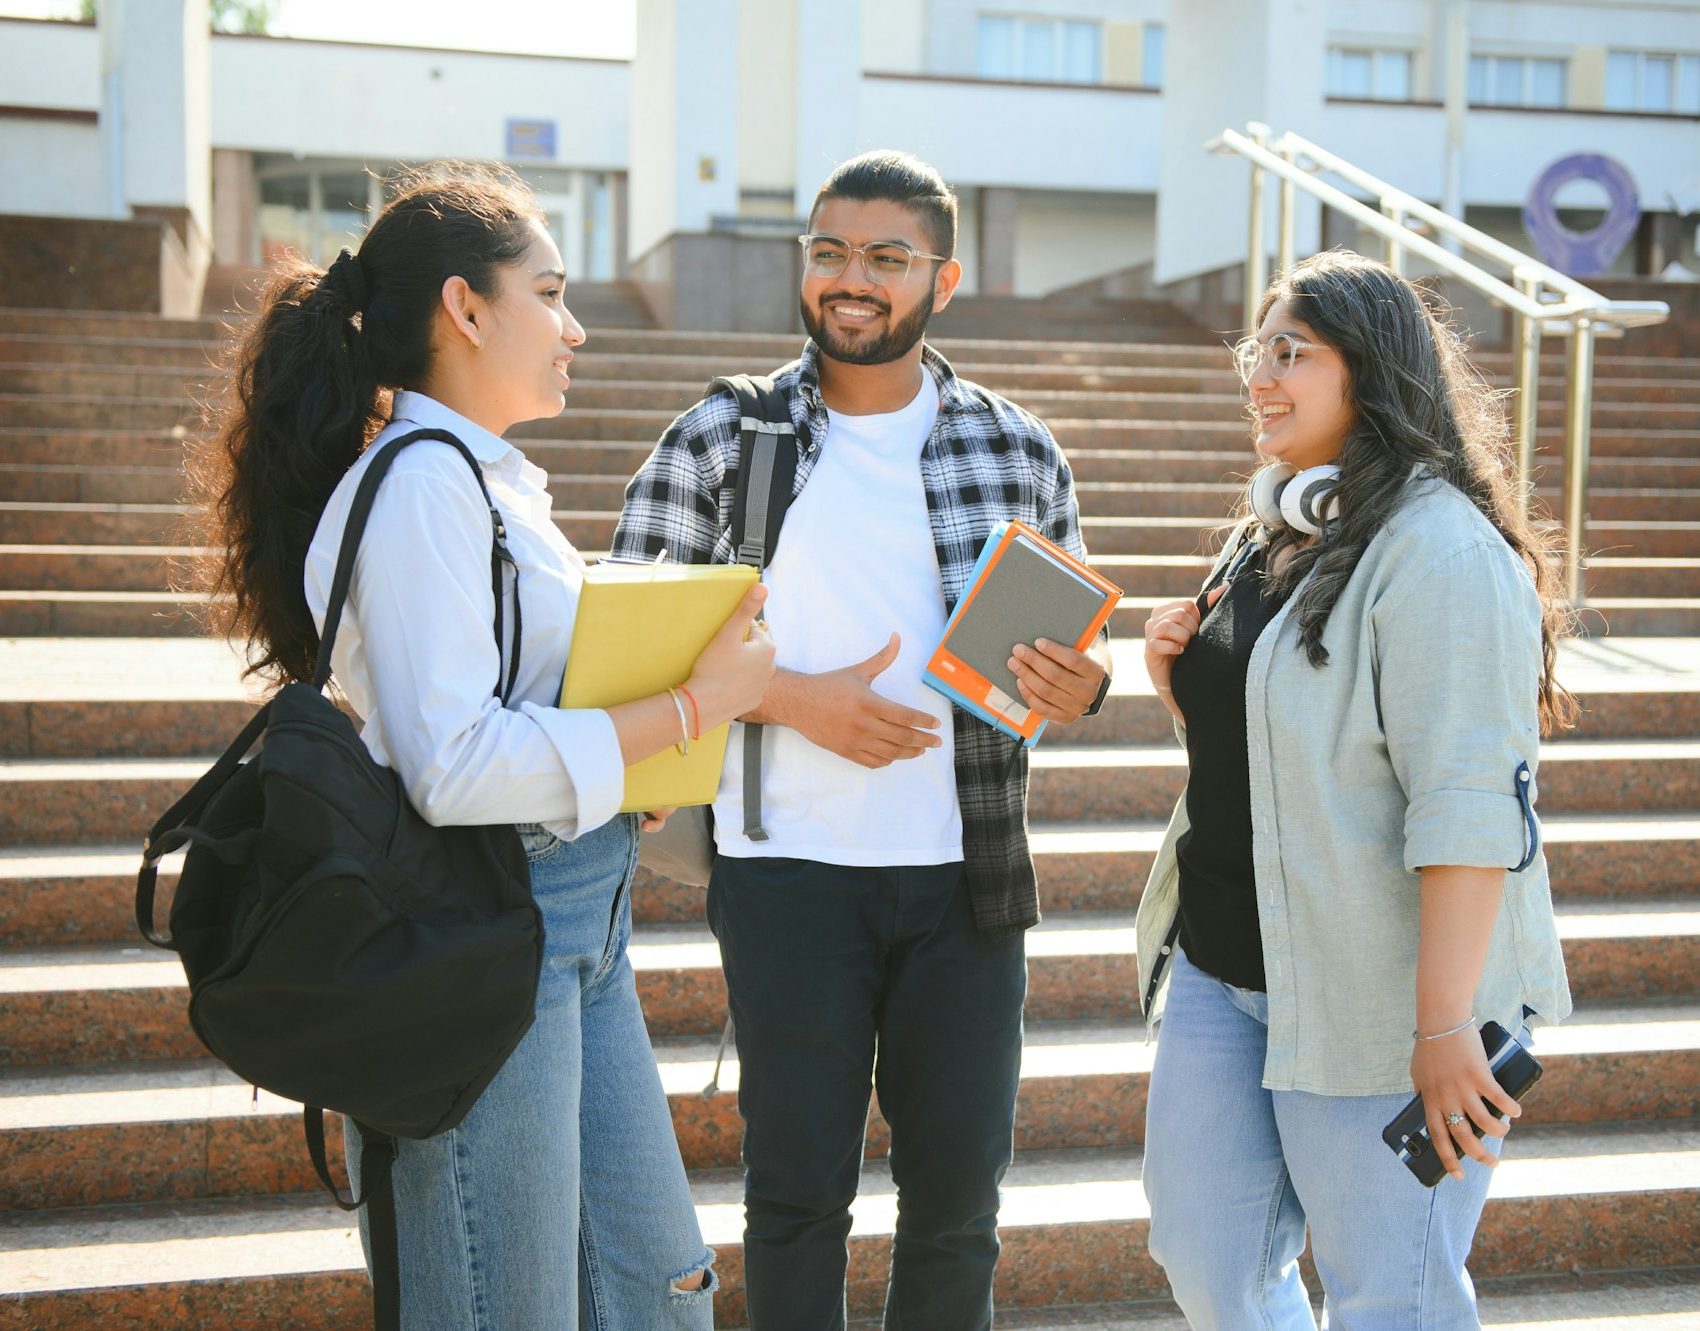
top-left (186, 164), bottom-right (543, 685)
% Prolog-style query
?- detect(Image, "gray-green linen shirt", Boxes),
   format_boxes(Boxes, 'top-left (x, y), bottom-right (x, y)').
top-left (1135, 476), bottom-right (1573, 1095)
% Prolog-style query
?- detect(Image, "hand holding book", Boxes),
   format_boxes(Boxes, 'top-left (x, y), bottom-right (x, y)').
top-left (1008, 636), bottom-right (1110, 725)
top-left (925, 521), bottom-right (1122, 747)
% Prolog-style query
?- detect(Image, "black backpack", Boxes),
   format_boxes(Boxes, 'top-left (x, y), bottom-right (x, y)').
top-left (135, 427), bottom-right (542, 1331)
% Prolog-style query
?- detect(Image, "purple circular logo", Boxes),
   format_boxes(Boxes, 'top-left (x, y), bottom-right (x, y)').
top-left (1522, 154), bottom-right (1641, 278)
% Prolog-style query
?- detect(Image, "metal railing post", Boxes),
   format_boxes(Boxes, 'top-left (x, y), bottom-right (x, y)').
top-left (1276, 140), bottom-right (1296, 278)
top-left (1564, 316), bottom-right (1597, 607)
top-left (1245, 124), bottom-right (1269, 334)
top-left (1381, 201), bottom-right (1404, 274)
top-left (1512, 272), bottom-right (1542, 506)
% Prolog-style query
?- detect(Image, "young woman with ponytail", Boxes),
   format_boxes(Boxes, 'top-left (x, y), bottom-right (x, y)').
top-left (1133, 251), bottom-right (1575, 1329)
top-left (190, 163), bottom-right (772, 1327)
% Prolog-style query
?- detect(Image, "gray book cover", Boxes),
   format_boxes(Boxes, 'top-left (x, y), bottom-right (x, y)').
top-left (942, 537), bottom-right (1108, 707)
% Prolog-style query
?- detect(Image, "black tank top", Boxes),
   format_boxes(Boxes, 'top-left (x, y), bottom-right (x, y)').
top-left (1168, 543), bottom-right (1291, 992)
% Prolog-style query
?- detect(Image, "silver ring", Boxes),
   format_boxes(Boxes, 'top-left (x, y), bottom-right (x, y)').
top-left (1444, 1112), bottom-right (1467, 1128)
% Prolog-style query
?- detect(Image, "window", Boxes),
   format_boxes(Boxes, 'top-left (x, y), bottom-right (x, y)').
top-left (976, 15), bottom-right (1102, 83)
top-left (1141, 22), bottom-right (1165, 88)
top-left (1327, 46), bottom-right (1414, 101)
top-left (1606, 50), bottom-right (1700, 113)
top-left (1468, 54), bottom-right (1567, 108)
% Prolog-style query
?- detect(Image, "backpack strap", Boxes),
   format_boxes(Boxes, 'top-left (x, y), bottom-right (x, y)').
top-left (314, 428), bottom-right (521, 704)
top-left (709, 374), bottom-right (797, 843)
top-left (305, 1108), bottom-right (401, 1331)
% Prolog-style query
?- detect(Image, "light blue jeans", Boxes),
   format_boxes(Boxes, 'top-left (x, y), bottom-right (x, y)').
top-left (346, 814), bottom-right (715, 1330)
top-left (1144, 947), bottom-right (1500, 1331)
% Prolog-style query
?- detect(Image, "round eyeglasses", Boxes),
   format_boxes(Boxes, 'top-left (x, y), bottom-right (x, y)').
top-left (1232, 332), bottom-right (1327, 386)
top-left (798, 234), bottom-right (949, 286)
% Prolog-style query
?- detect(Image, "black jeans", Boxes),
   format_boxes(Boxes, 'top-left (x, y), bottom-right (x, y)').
top-left (707, 856), bottom-right (1027, 1331)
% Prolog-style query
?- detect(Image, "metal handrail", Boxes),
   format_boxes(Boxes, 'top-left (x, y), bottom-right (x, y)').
top-left (1207, 122), bottom-right (1671, 608)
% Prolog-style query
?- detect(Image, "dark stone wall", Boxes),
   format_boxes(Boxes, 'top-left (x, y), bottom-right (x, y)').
top-left (629, 231), bottom-right (803, 333)
top-left (0, 214), bottom-right (166, 312)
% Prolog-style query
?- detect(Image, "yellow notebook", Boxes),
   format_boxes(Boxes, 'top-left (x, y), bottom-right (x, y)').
top-left (561, 562), bottom-right (759, 813)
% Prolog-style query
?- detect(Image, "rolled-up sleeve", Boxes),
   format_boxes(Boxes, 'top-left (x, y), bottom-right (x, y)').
top-left (1373, 537), bottom-right (1543, 873)
top-left (348, 469), bottom-right (625, 835)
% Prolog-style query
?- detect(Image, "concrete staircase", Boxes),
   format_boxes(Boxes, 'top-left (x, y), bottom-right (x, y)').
top-left (1, 305), bottom-right (1698, 1328)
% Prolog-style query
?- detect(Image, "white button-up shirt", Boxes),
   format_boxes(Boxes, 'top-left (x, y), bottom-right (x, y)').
top-left (304, 391), bottom-right (624, 839)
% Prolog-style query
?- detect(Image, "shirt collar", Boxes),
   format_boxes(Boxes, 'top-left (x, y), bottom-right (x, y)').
top-left (388, 390), bottom-right (516, 466)
top-left (795, 340), bottom-right (984, 419)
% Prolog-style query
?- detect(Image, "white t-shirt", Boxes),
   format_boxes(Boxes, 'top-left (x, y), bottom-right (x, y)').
top-left (713, 373), bottom-right (963, 865)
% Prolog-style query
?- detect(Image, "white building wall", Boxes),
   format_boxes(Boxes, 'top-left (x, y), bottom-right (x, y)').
top-left (1014, 190), bottom-right (1156, 295)
top-left (1467, 0), bottom-right (1699, 52)
top-left (739, 0), bottom-right (798, 196)
top-left (856, 76), bottom-right (1162, 192)
top-left (210, 35), bottom-right (629, 167)
top-left (1318, 101), bottom-right (1700, 209)
top-left (3, 19), bottom-right (101, 109)
top-left (0, 121), bottom-right (108, 217)
top-left (923, 0), bottom-right (1165, 80)
top-left (862, 0), bottom-right (928, 72)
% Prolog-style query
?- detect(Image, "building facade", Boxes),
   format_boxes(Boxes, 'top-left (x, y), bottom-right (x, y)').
top-left (1, 0), bottom-right (1695, 321)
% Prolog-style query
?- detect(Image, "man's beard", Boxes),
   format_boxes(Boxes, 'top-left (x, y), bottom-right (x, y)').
top-left (801, 287), bottom-right (935, 366)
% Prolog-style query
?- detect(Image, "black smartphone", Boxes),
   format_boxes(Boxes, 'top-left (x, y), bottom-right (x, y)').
top-left (1381, 1020), bottom-right (1542, 1187)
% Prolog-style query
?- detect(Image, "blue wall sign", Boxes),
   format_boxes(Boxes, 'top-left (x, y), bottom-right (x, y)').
top-left (506, 119), bottom-right (558, 161)
top-left (1522, 154), bottom-right (1641, 278)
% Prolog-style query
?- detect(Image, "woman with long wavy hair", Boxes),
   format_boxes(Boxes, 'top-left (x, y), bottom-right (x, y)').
top-left (1134, 250), bottom-right (1574, 1328)
top-left (189, 162), bottom-right (774, 1328)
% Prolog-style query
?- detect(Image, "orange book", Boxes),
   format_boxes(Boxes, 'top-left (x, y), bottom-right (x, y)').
top-left (924, 521), bottom-right (1121, 747)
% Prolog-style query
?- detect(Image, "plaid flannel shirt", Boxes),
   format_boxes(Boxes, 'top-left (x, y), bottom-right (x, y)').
top-left (610, 340), bottom-right (1100, 935)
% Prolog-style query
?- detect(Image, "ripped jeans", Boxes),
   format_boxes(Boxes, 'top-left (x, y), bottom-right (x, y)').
top-left (346, 814), bottom-right (715, 1330)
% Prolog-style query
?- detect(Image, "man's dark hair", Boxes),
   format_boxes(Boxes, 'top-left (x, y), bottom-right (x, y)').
top-left (810, 150), bottom-right (958, 259)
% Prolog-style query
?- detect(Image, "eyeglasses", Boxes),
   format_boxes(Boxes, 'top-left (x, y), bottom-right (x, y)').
top-left (798, 234), bottom-right (948, 285)
top-left (1232, 332), bottom-right (1328, 386)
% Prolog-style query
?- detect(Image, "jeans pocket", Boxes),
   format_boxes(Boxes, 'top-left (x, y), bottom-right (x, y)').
top-left (516, 823), bottom-right (563, 864)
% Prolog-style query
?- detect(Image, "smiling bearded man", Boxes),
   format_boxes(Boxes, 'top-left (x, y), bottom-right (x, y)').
top-left (612, 150), bottom-right (1112, 1331)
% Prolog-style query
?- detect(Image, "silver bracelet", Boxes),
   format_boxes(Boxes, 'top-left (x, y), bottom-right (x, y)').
top-left (1413, 1015), bottom-right (1476, 1042)
top-left (666, 687), bottom-right (691, 756)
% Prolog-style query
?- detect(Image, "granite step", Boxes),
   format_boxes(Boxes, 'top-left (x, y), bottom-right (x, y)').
top-left (9, 421), bottom-right (1695, 472)
top-left (0, 1018), bottom-right (1140, 1209)
top-left (4, 736), bottom-right (1697, 846)
top-left (5, 1000), bottom-right (1698, 1214)
top-left (10, 357), bottom-right (1698, 408)
top-left (0, 589), bottom-right (208, 637)
top-left (6, 803), bottom-right (1698, 949)
top-left (0, 913), bottom-right (1133, 1065)
top-left (1, 1124), bottom-right (1696, 1328)
top-left (5, 483), bottom-right (1697, 547)
top-left (0, 428), bottom-right (189, 467)
top-left (8, 588), bottom-right (1700, 640)
top-left (7, 527), bottom-right (1700, 596)
top-left (2, 660), bottom-right (1693, 762)
top-left (7, 451), bottom-right (1700, 506)
top-left (0, 310), bottom-right (1689, 371)
top-left (4, 498), bottom-right (1698, 572)
top-left (3, 904), bottom-right (1696, 1067)
top-left (3, 392), bottom-right (1692, 436)
top-left (9, 312), bottom-right (1688, 382)
top-left (1019, 738), bottom-right (1700, 821)
top-left (974, 1270), bottom-right (1700, 1331)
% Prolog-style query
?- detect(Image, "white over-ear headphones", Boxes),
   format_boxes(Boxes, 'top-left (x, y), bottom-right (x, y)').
top-left (1249, 462), bottom-right (1342, 536)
